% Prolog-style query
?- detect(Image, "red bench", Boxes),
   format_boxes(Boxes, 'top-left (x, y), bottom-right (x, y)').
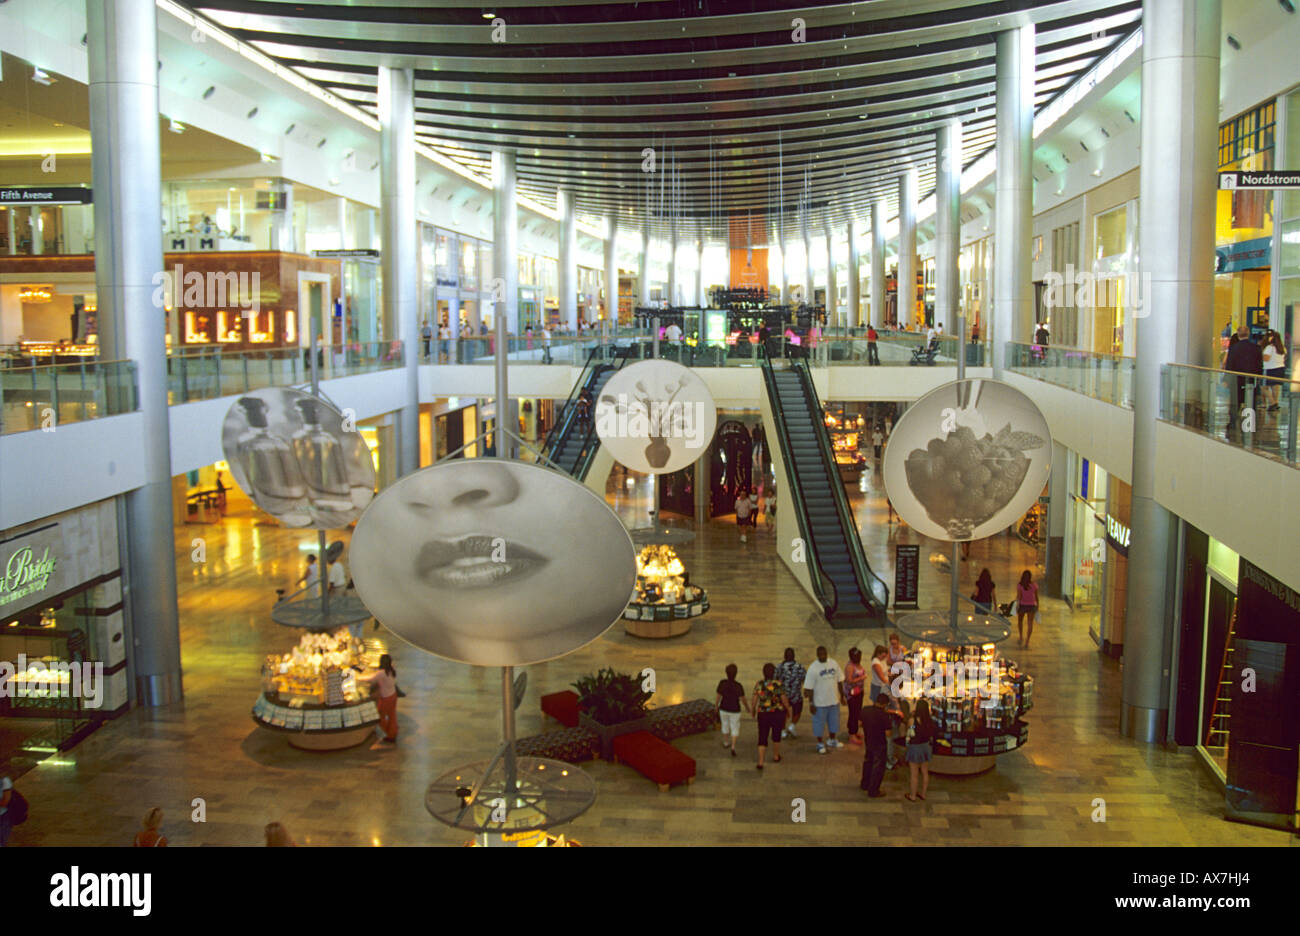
top-left (540, 690), bottom-right (580, 728)
top-left (612, 731), bottom-right (696, 792)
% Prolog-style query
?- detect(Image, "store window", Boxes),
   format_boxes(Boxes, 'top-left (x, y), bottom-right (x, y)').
top-left (1091, 203), bottom-right (1135, 355)
top-left (1196, 539), bottom-right (1240, 780)
top-left (1049, 222), bottom-right (1081, 347)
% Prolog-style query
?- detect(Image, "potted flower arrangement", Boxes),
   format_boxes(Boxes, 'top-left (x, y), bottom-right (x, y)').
top-left (573, 668), bottom-right (654, 759)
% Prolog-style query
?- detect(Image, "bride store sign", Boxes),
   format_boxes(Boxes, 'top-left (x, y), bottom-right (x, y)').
top-left (0, 526), bottom-right (63, 610)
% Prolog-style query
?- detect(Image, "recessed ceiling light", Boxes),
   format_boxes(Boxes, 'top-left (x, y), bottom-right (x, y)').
top-left (247, 107), bottom-right (258, 119)
top-left (318, 138), bottom-right (327, 148)
top-left (1226, 34), bottom-right (1241, 50)
top-left (202, 85), bottom-right (215, 99)
top-left (32, 67), bottom-right (53, 86)
top-left (482, 11), bottom-right (496, 18)
top-left (285, 123), bottom-right (296, 135)
top-left (169, 119), bottom-right (184, 134)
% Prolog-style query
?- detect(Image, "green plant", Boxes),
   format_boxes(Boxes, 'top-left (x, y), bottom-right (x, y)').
top-left (571, 668), bottom-right (652, 726)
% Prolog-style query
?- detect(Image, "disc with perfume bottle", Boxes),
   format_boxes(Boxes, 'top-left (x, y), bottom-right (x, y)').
top-left (220, 387), bottom-right (377, 528)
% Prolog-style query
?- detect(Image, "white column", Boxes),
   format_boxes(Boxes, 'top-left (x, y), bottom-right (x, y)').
top-left (492, 149), bottom-right (519, 336)
top-left (668, 217), bottom-right (679, 307)
top-left (779, 227), bottom-right (789, 303)
top-left (603, 214), bottom-right (618, 323)
top-left (935, 118), bottom-right (962, 337)
top-left (897, 170), bottom-right (917, 327)
top-left (379, 65), bottom-right (419, 477)
top-left (29, 207), bottom-right (43, 255)
top-left (695, 239), bottom-right (705, 307)
top-left (802, 214), bottom-right (813, 305)
top-left (558, 188), bottom-right (577, 330)
top-left (86, 0), bottom-right (180, 705)
top-left (847, 219), bottom-right (861, 328)
top-left (638, 217), bottom-right (651, 306)
top-left (870, 200), bottom-right (885, 328)
top-left (824, 221), bottom-right (837, 328)
top-left (1121, 0), bottom-right (1220, 743)
top-left (993, 24), bottom-right (1035, 376)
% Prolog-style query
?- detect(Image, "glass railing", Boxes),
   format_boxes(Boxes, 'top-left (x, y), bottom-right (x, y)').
top-left (1162, 363), bottom-right (1298, 467)
top-left (820, 334), bottom-right (988, 367)
top-left (0, 359), bottom-right (138, 436)
top-left (1006, 342), bottom-right (1134, 408)
top-left (165, 341), bottom-right (403, 404)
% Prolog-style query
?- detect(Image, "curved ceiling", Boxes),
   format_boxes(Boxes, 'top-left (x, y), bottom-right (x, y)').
top-left (181, 0), bottom-right (1142, 240)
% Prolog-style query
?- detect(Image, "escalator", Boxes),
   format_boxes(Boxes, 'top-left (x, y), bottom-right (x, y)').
top-left (541, 349), bottom-right (625, 481)
top-left (762, 354), bottom-right (890, 623)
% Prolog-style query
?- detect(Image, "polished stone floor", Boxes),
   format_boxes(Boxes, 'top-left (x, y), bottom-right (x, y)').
top-left (4, 460), bottom-right (1289, 846)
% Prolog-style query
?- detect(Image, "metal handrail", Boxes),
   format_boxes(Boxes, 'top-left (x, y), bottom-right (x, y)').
top-left (759, 348), bottom-right (839, 620)
top-left (792, 355), bottom-right (891, 616)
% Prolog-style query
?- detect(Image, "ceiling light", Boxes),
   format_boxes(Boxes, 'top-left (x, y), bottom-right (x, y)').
top-left (482, 11), bottom-right (496, 18)
top-left (169, 119), bottom-right (185, 134)
top-left (202, 85), bottom-right (215, 99)
top-left (32, 67), bottom-right (53, 86)
top-left (1226, 34), bottom-right (1241, 50)
top-left (329, 178), bottom-right (340, 186)
top-left (247, 107), bottom-right (258, 119)
top-left (260, 152), bottom-right (277, 162)
top-left (285, 123), bottom-right (296, 135)
top-left (1123, 110), bottom-right (1135, 123)
top-left (370, 160), bottom-right (379, 170)
top-left (318, 138), bottom-right (328, 148)
top-left (1091, 168), bottom-right (1103, 177)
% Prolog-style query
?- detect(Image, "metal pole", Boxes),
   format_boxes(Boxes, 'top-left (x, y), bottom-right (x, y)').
top-left (502, 664), bottom-right (517, 795)
top-left (652, 315), bottom-right (660, 359)
top-left (952, 308), bottom-right (967, 628)
top-left (495, 309), bottom-right (508, 457)
top-left (310, 325), bottom-right (330, 619)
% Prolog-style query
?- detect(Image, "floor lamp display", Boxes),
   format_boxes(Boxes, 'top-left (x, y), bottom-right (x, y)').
top-left (594, 357), bottom-right (718, 638)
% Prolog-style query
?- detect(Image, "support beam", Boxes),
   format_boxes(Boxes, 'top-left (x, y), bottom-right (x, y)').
top-left (897, 169), bottom-right (917, 328)
top-left (993, 24), bottom-right (1035, 376)
top-left (558, 189), bottom-right (577, 330)
top-left (935, 118), bottom-right (962, 339)
top-left (378, 65), bottom-right (418, 477)
top-left (638, 217), bottom-right (651, 305)
top-left (86, 0), bottom-right (181, 706)
top-left (847, 219), bottom-right (860, 328)
top-left (491, 149), bottom-right (519, 353)
top-left (870, 200), bottom-right (885, 328)
top-left (604, 214), bottom-right (618, 324)
top-left (1122, 0), bottom-right (1220, 744)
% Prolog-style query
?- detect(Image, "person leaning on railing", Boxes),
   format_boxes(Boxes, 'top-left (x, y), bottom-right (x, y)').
top-left (1223, 325), bottom-right (1263, 440)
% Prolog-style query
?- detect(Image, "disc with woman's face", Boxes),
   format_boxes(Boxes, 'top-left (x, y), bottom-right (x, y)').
top-left (348, 459), bottom-right (638, 666)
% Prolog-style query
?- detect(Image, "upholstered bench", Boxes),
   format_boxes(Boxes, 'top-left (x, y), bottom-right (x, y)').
top-left (612, 731), bottom-right (696, 792)
top-left (647, 699), bottom-right (718, 741)
top-left (541, 690), bottom-right (581, 728)
top-left (515, 726), bottom-right (599, 763)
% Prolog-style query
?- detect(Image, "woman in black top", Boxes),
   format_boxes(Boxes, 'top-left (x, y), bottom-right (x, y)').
top-left (904, 698), bottom-right (936, 802)
top-left (972, 568), bottom-right (996, 615)
top-left (715, 663), bottom-right (751, 757)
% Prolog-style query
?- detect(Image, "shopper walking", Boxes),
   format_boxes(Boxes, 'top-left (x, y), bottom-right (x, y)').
top-left (972, 568), bottom-right (997, 615)
top-left (1224, 324), bottom-right (1263, 439)
top-left (904, 698), bottom-right (937, 801)
top-left (735, 486), bottom-right (753, 543)
top-left (541, 325), bottom-right (553, 364)
top-left (0, 776), bottom-right (17, 846)
top-left (264, 822), bottom-right (296, 846)
top-left (715, 663), bottom-right (750, 756)
top-left (803, 646), bottom-right (844, 754)
top-left (1263, 331), bottom-right (1287, 411)
top-left (888, 632), bottom-right (909, 668)
top-left (297, 554), bottom-right (320, 598)
top-left (859, 693), bottom-right (893, 798)
top-left (764, 487), bottom-right (777, 536)
top-left (747, 488), bottom-right (759, 529)
top-left (872, 425), bottom-right (884, 460)
top-left (133, 807), bottom-right (168, 847)
top-left (844, 647), bottom-right (868, 745)
top-left (776, 648), bottom-right (806, 739)
top-left (866, 325), bottom-right (880, 365)
top-left (1016, 570), bottom-right (1040, 648)
top-left (438, 323), bottom-right (450, 363)
top-left (362, 654), bottom-right (400, 743)
top-left (751, 663), bottom-right (792, 769)
top-left (421, 320), bottom-right (433, 361)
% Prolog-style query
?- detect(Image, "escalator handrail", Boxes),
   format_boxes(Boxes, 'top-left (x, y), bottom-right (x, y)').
top-left (760, 350), bottom-right (839, 619)
top-left (571, 355), bottom-right (629, 480)
top-left (541, 346), bottom-right (603, 465)
top-left (791, 356), bottom-right (891, 615)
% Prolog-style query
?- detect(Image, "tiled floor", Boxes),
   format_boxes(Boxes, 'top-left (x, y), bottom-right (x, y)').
top-left (4, 461), bottom-right (1290, 847)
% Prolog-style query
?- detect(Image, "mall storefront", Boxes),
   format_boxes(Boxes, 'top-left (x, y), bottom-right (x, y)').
top-left (1061, 452), bottom-right (1130, 658)
top-left (1176, 525), bottom-right (1300, 834)
top-left (0, 500), bottom-right (129, 771)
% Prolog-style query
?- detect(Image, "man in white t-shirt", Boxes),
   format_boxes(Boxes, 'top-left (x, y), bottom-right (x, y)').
top-left (925, 324), bottom-right (939, 349)
top-left (665, 321), bottom-right (682, 342)
top-left (327, 555), bottom-right (348, 595)
top-left (802, 646), bottom-right (844, 753)
top-left (297, 555), bottom-right (320, 597)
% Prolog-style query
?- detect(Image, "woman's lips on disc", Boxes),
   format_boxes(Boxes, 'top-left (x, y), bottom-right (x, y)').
top-left (415, 536), bottom-right (548, 589)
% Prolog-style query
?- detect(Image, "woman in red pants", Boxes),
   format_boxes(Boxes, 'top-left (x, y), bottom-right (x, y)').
top-left (364, 654), bottom-right (399, 743)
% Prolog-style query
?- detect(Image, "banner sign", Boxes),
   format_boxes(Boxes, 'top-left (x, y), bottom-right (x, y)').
top-left (1219, 170), bottom-right (1300, 190)
top-left (894, 544), bottom-right (920, 610)
top-left (0, 187), bottom-right (92, 205)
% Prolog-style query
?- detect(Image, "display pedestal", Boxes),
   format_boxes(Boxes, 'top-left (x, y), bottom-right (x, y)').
top-left (623, 588), bottom-right (709, 638)
top-left (252, 692), bottom-right (381, 751)
top-left (289, 724), bottom-right (376, 751)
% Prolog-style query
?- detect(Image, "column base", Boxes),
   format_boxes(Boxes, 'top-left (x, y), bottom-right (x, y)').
top-left (135, 672), bottom-right (183, 707)
top-left (1119, 702), bottom-right (1167, 743)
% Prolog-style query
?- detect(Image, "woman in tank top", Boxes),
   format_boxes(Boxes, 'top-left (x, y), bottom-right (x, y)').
top-left (1016, 570), bottom-right (1040, 648)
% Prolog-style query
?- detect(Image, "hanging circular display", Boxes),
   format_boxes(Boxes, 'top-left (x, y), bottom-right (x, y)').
top-left (220, 387), bottom-right (376, 529)
top-left (348, 459), bottom-right (638, 667)
top-left (594, 359), bottom-right (717, 475)
top-left (882, 379), bottom-right (1051, 542)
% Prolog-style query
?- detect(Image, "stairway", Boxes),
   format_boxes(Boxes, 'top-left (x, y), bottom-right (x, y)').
top-left (547, 362), bottom-right (619, 479)
top-left (764, 360), bottom-right (888, 622)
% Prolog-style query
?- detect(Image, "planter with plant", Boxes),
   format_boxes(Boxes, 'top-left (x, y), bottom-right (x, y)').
top-left (573, 668), bottom-right (654, 759)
